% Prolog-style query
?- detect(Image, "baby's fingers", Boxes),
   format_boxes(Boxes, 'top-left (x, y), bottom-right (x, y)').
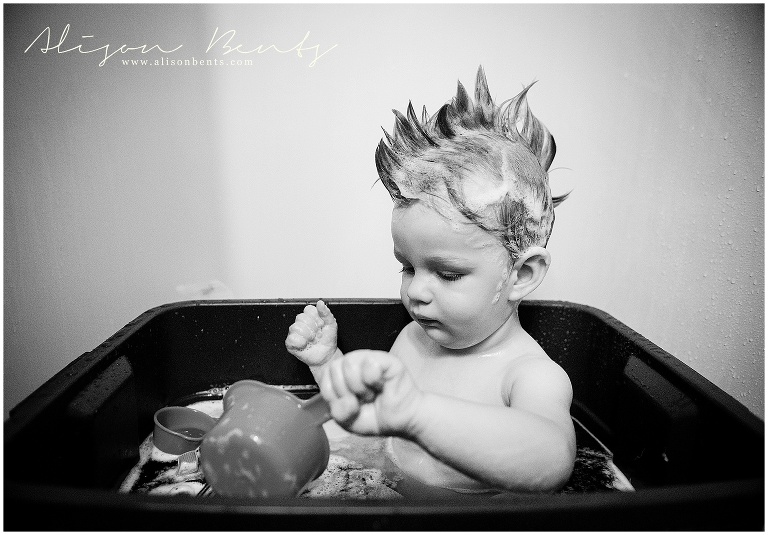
top-left (322, 363), bottom-right (361, 424)
top-left (285, 332), bottom-right (310, 351)
top-left (298, 308), bottom-right (324, 329)
top-left (285, 310), bottom-right (323, 351)
top-left (360, 356), bottom-right (386, 392)
top-left (302, 304), bottom-right (323, 324)
top-left (288, 319), bottom-right (316, 340)
top-left (341, 356), bottom-right (378, 403)
top-left (344, 350), bottom-right (394, 384)
top-left (316, 300), bottom-right (336, 324)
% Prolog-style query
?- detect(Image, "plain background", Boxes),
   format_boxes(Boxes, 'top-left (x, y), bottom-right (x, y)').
top-left (4, 3), bottom-right (764, 419)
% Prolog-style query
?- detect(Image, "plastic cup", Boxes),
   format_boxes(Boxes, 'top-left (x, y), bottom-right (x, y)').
top-left (153, 406), bottom-right (217, 455)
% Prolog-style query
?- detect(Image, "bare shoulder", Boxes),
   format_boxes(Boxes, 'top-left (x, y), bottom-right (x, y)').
top-left (500, 351), bottom-right (574, 416)
top-left (389, 320), bottom-right (432, 356)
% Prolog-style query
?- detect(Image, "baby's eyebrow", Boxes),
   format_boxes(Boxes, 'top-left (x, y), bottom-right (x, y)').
top-left (426, 255), bottom-right (470, 269)
top-left (393, 249), bottom-right (471, 269)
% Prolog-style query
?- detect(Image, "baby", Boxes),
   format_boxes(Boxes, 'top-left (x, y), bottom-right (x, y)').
top-left (285, 66), bottom-right (576, 495)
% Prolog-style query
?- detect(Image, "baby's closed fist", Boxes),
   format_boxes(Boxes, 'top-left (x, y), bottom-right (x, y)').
top-left (321, 350), bottom-right (422, 438)
top-left (285, 300), bottom-right (338, 367)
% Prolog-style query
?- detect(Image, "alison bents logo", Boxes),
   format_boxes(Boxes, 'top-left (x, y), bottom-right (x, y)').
top-left (23, 25), bottom-right (338, 68)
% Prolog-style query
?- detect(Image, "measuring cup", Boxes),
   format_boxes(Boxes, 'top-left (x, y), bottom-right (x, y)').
top-left (153, 406), bottom-right (217, 455)
top-left (199, 379), bottom-right (332, 498)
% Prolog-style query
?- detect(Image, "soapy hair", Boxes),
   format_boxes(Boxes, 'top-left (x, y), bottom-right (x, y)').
top-left (375, 65), bottom-right (568, 263)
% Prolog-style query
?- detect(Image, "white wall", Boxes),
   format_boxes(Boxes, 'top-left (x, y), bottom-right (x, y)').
top-left (5, 4), bottom-right (763, 418)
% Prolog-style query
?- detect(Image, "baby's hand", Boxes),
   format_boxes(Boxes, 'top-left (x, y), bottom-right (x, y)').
top-left (285, 300), bottom-right (339, 368)
top-left (320, 350), bottom-right (423, 437)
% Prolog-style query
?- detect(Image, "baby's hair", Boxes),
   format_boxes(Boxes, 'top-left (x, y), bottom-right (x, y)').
top-left (375, 65), bottom-right (568, 263)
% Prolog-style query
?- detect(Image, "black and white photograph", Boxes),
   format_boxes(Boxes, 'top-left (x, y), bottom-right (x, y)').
top-left (4, 2), bottom-right (763, 530)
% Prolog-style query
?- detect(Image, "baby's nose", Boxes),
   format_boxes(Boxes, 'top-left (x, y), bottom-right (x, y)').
top-left (405, 272), bottom-right (432, 304)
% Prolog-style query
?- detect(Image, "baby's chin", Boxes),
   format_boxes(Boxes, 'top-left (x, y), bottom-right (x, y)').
top-left (420, 325), bottom-right (483, 351)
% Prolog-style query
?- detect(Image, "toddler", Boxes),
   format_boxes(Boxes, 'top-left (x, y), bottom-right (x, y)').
top-left (285, 66), bottom-right (576, 495)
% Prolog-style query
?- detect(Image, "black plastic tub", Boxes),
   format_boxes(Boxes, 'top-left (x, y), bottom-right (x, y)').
top-left (4, 299), bottom-right (763, 530)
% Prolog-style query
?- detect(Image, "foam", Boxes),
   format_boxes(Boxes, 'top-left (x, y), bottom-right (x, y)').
top-left (120, 387), bottom-right (633, 498)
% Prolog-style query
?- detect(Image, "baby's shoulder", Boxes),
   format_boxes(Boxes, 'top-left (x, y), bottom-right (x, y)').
top-left (501, 351), bottom-right (566, 380)
top-left (390, 320), bottom-right (435, 354)
top-left (499, 350), bottom-right (573, 409)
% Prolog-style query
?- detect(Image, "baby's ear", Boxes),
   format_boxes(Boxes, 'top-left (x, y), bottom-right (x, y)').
top-left (508, 247), bottom-right (551, 302)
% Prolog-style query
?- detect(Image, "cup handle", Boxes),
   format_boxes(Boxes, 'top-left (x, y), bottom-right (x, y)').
top-left (301, 393), bottom-right (332, 425)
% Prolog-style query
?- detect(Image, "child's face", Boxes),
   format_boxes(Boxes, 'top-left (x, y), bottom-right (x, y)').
top-left (391, 201), bottom-right (515, 351)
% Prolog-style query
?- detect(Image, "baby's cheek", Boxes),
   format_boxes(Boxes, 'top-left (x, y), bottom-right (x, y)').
top-left (399, 283), bottom-right (409, 305)
top-left (449, 297), bottom-right (501, 331)
top-left (439, 300), bottom-right (480, 330)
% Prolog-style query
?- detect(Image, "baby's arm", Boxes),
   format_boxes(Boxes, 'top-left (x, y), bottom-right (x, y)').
top-left (323, 350), bottom-right (576, 492)
top-left (319, 350), bottom-right (423, 437)
top-left (284, 300), bottom-right (343, 384)
top-left (413, 357), bottom-right (577, 492)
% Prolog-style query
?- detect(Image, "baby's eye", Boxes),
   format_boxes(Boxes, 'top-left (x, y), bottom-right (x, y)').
top-left (437, 271), bottom-right (464, 282)
top-left (399, 266), bottom-right (415, 276)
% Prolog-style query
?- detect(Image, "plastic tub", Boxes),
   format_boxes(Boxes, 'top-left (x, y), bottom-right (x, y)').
top-left (4, 299), bottom-right (763, 530)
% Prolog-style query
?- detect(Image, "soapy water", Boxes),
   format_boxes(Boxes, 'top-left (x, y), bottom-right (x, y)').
top-left (120, 388), bottom-right (632, 498)
top-left (119, 394), bottom-right (403, 499)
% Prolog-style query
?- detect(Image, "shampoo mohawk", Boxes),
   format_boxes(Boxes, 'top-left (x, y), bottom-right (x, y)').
top-left (374, 66), bottom-right (569, 261)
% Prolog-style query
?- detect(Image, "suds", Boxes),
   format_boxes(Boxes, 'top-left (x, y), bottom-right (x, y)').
top-left (559, 448), bottom-right (618, 493)
top-left (299, 454), bottom-right (403, 500)
top-left (120, 388), bottom-right (631, 498)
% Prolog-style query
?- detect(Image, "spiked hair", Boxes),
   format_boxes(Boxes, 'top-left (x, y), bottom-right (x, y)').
top-left (375, 66), bottom-right (567, 263)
